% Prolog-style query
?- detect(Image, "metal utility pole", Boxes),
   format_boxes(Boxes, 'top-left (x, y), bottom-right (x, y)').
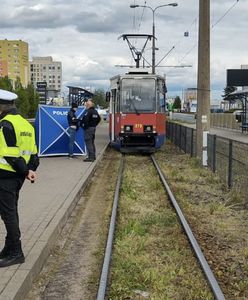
top-left (196, 0), bottom-right (210, 165)
top-left (130, 3), bottom-right (178, 74)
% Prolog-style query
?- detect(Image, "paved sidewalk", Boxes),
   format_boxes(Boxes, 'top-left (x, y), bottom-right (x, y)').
top-left (0, 123), bottom-right (109, 300)
top-left (210, 127), bottom-right (248, 144)
top-left (174, 122), bottom-right (248, 144)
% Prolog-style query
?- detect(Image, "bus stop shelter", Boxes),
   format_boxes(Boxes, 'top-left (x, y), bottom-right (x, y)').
top-left (225, 89), bottom-right (248, 132)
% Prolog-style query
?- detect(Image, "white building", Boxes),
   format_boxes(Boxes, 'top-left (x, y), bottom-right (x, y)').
top-left (29, 56), bottom-right (62, 91)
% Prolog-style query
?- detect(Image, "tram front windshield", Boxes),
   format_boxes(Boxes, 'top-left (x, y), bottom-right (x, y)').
top-left (121, 78), bottom-right (156, 113)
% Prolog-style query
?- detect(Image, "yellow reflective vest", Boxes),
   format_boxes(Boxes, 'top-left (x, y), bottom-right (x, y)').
top-left (0, 114), bottom-right (37, 172)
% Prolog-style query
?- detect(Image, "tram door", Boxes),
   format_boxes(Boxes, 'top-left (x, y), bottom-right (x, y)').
top-left (110, 89), bottom-right (117, 142)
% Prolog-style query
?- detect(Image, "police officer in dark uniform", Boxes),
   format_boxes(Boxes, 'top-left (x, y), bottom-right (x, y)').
top-left (0, 89), bottom-right (39, 267)
top-left (67, 102), bottom-right (79, 158)
top-left (81, 99), bottom-right (101, 162)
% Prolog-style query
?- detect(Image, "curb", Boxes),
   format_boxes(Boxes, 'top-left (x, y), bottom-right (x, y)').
top-left (0, 144), bottom-right (109, 300)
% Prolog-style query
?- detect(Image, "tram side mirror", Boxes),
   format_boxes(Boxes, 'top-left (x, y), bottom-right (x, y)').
top-left (106, 91), bottom-right (111, 102)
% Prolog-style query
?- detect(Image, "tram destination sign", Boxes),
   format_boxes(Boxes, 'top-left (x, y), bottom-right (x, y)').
top-left (227, 69), bottom-right (248, 87)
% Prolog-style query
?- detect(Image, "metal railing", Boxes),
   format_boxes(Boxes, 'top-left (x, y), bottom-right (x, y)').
top-left (166, 122), bottom-right (248, 200)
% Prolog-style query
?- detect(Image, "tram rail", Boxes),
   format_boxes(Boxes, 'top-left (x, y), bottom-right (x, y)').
top-left (97, 154), bottom-right (226, 300)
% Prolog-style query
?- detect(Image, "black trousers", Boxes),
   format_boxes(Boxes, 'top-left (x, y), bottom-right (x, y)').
top-left (84, 127), bottom-right (96, 159)
top-left (0, 177), bottom-right (24, 252)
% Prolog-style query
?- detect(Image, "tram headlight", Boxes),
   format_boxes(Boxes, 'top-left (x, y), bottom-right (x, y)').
top-left (144, 125), bottom-right (153, 132)
top-left (124, 125), bottom-right (133, 132)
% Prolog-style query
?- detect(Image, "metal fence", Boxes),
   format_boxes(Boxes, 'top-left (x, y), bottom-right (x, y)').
top-left (166, 122), bottom-right (248, 199)
top-left (167, 122), bottom-right (196, 157)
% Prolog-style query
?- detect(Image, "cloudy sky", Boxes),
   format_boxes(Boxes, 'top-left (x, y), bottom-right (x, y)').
top-left (0, 0), bottom-right (247, 100)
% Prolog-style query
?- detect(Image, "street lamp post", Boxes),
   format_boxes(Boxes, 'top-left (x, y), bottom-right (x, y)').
top-left (130, 3), bottom-right (178, 74)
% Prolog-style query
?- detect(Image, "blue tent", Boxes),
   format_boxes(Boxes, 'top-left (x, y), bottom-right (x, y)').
top-left (35, 105), bottom-right (86, 157)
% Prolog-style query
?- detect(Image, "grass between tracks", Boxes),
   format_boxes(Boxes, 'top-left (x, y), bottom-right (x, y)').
top-left (155, 142), bottom-right (248, 300)
top-left (108, 155), bottom-right (213, 300)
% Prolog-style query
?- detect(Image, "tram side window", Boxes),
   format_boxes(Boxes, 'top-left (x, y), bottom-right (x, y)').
top-left (116, 90), bottom-right (120, 112)
top-left (111, 89), bottom-right (116, 114)
top-left (157, 80), bottom-right (166, 112)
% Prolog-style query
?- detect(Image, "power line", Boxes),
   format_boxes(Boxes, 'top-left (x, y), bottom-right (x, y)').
top-left (177, 0), bottom-right (240, 63)
top-left (212, 0), bottom-right (240, 29)
top-left (137, 1), bottom-right (147, 32)
top-left (156, 15), bottom-right (198, 67)
top-left (132, 0), bottom-right (136, 31)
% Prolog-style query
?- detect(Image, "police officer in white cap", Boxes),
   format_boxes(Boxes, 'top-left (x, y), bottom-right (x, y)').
top-left (0, 89), bottom-right (39, 267)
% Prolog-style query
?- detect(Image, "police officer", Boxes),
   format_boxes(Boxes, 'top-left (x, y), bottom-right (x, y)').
top-left (81, 99), bottom-right (101, 162)
top-left (67, 102), bottom-right (79, 158)
top-left (0, 89), bottom-right (39, 267)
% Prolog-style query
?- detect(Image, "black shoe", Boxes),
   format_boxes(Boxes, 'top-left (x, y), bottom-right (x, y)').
top-left (83, 158), bottom-right (95, 162)
top-left (0, 252), bottom-right (25, 268)
top-left (0, 247), bottom-right (10, 259)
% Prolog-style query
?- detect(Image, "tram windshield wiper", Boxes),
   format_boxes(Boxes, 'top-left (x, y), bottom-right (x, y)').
top-left (129, 98), bottom-right (140, 115)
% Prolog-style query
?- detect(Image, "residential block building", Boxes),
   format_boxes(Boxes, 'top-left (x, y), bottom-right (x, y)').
top-left (29, 56), bottom-right (62, 92)
top-left (0, 39), bottom-right (29, 87)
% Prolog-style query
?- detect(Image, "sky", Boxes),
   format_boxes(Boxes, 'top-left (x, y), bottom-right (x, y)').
top-left (0, 0), bottom-right (247, 101)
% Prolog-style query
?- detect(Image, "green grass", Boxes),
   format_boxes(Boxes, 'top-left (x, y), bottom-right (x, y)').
top-left (108, 155), bottom-right (213, 300)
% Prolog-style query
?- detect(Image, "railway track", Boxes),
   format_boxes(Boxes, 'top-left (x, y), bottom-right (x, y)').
top-left (97, 154), bottom-right (226, 300)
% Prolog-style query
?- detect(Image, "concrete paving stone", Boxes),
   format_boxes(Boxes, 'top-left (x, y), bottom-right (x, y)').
top-left (0, 270), bottom-right (16, 292)
top-left (0, 270), bottom-right (30, 300)
top-left (23, 241), bottom-right (37, 255)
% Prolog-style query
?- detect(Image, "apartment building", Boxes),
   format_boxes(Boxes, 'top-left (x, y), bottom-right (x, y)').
top-left (0, 39), bottom-right (29, 87)
top-left (29, 56), bottom-right (62, 92)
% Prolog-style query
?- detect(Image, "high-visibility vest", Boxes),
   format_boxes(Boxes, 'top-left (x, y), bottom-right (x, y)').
top-left (0, 114), bottom-right (37, 172)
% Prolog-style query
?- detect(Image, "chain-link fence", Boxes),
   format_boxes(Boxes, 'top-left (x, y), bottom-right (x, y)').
top-left (166, 122), bottom-right (248, 199)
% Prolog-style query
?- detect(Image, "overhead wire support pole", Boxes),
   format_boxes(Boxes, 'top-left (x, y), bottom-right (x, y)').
top-left (196, 0), bottom-right (210, 165)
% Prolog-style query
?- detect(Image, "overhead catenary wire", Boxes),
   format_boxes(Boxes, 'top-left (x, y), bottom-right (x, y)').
top-left (132, 0), bottom-right (136, 31)
top-left (133, 0), bottom-right (147, 48)
top-left (156, 15), bottom-right (198, 67)
top-left (137, 1), bottom-right (147, 32)
top-left (175, 0), bottom-right (240, 65)
top-left (211, 0), bottom-right (240, 29)
top-left (130, 0), bottom-right (240, 68)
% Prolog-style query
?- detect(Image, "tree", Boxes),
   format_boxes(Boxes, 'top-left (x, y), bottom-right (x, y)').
top-left (0, 76), bottom-right (39, 118)
top-left (222, 86), bottom-right (236, 100)
top-left (14, 77), bottom-right (30, 118)
top-left (93, 89), bottom-right (108, 108)
top-left (0, 76), bottom-right (13, 91)
top-left (26, 84), bottom-right (40, 118)
top-left (173, 96), bottom-right (181, 110)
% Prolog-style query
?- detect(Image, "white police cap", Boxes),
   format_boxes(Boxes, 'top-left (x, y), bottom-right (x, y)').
top-left (0, 89), bottom-right (18, 104)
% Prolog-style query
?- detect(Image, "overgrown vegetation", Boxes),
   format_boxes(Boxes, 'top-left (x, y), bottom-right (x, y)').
top-left (108, 155), bottom-right (213, 300)
top-left (155, 142), bottom-right (248, 299)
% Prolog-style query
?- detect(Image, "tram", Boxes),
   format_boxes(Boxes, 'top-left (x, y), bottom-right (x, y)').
top-left (107, 34), bottom-right (167, 153)
top-left (108, 69), bottom-right (166, 153)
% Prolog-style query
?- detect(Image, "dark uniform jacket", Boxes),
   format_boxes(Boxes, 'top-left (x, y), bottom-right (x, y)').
top-left (0, 108), bottom-right (39, 179)
top-left (81, 107), bottom-right (101, 129)
top-left (67, 109), bottom-right (79, 128)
